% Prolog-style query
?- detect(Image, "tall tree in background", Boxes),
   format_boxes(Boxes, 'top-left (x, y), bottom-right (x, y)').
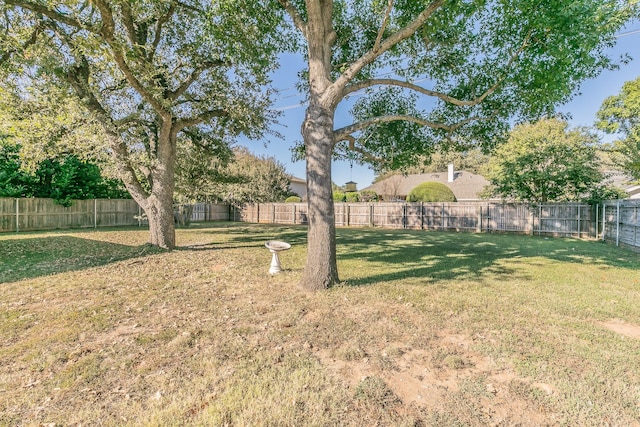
top-left (1, 0), bottom-right (282, 248)
top-left (175, 146), bottom-right (294, 205)
top-left (596, 75), bottom-right (640, 180)
top-left (277, 0), bottom-right (638, 290)
top-left (484, 118), bottom-right (603, 202)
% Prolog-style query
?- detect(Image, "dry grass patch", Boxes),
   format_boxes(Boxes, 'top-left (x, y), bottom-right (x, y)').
top-left (1, 224), bottom-right (639, 426)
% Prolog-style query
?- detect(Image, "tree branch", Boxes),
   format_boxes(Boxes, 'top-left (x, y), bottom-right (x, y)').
top-left (168, 59), bottom-right (226, 101)
top-left (5, 0), bottom-right (90, 31)
top-left (344, 78), bottom-right (497, 107)
top-left (326, 0), bottom-right (444, 105)
top-left (120, 2), bottom-right (139, 45)
top-left (343, 28), bottom-right (533, 108)
top-left (374, 0), bottom-right (394, 52)
top-left (333, 113), bottom-right (495, 143)
top-left (0, 20), bottom-right (42, 66)
top-left (276, 0), bottom-right (307, 36)
top-left (174, 109), bottom-right (228, 131)
top-left (91, 0), bottom-right (170, 118)
top-left (64, 59), bottom-right (148, 200)
top-left (149, 2), bottom-right (176, 62)
top-left (344, 135), bottom-right (391, 165)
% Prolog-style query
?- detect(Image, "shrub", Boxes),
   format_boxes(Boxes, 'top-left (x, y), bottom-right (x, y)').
top-left (345, 192), bottom-right (360, 202)
top-left (285, 195), bottom-right (302, 203)
top-left (333, 191), bottom-right (346, 202)
top-left (406, 182), bottom-right (457, 202)
top-left (359, 190), bottom-right (378, 202)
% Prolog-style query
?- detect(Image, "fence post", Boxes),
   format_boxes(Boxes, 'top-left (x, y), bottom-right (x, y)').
top-left (602, 202), bottom-right (607, 242)
top-left (441, 203), bottom-right (445, 231)
top-left (477, 204), bottom-right (482, 233)
top-left (616, 201), bottom-right (620, 247)
top-left (346, 203), bottom-right (350, 227)
top-left (94, 199), bottom-right (98, 228)
top-left (403, 203), bottom-right (407, 229)
top-left (15, 198), bottom-right (19, 233)
top-left (577, 204), bottom-right (581, 239)
top-left (421, 202), bottom-right (424, 230)
top-left (538, 205), bottom-right (542, 236)
top-left (594, 204), bottom-right (598, 239)
top-left (369, 204), bottom-right (374, 227)
top-left (293, 204), bottom-right (297, 224)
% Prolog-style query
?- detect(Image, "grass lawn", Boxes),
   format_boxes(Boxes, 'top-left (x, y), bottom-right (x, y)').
top-left (1, 223), bottom-right (639, 426)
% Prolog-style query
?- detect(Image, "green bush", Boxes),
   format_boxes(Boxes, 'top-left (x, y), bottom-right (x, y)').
top-left (345, 192), bottom-right (360, 202)
top-left (359, 190), bottom-right (378, 202)
top-left (333, 191), bottom-right (346, 202)
top-left (285, 195), bottom-right (302, 203)
top-left (406, 182), bottom-right (457, 202)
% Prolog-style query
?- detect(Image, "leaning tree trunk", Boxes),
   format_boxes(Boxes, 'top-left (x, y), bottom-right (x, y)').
top-left (137, 126), bottom-right (177, 249)
top-left (300, 103), bottom-right (339, 290)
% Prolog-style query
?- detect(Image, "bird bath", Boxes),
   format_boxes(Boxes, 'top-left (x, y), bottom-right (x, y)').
top-left (265, 240), bottom-right (291, 274)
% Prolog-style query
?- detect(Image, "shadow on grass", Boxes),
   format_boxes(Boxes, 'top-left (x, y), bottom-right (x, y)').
top-left (178, 223), bottom-right (309, 251)
top-left (333, 228), bottom-right (640, 287)
top-left (0, 235), bottom-right (162, 284)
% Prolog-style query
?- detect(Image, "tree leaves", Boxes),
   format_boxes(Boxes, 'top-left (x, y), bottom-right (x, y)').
top-left (596, 76), bottom-right (640, 180)
top-left (484, 118), bottom-right (604, 203)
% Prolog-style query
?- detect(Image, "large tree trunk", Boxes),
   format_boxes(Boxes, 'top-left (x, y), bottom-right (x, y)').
top-left (300, 103), bottom-right (339, 290)
top-left (145, 193), bottom-right (176, 249)
top-left (125, 125), bottom-right (177, 250)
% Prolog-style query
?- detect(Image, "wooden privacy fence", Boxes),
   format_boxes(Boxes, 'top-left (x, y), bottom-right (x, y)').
top-left (238, 202), bottom-right (598, 238)
top-left (602, 199), bottom-right (640, 250)
top-left (4, 198), bottom-right (625, 245)
top-left (0, 198), bottom-right (141, 232)
top-left (0, 198), bottom-right (236, 233)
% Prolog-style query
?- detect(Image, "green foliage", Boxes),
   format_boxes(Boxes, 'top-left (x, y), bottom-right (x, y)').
top-left (285, 196), bottom-right (302, 203)
top-left (596, 76), bottom-right (640, 180)
top-left (345, 192), bottom-right (360, 202)
top-left (584, 185), bottom-right (629, 204)
top-left (176, 146), bottom-right (293, 205)
top-left (485, 119), bottom-right (603, 203)
top-left (333, 191), bottom-right (346, 202)
top-left (324, 0), bottom-right (639, 171)
top-left (406, 182), bottom-right (457, 203)
top-left (359, 190), bottom-right (378, 202)
top-left (1, 0), bottom-right (285, 247)
top-left (0, 142), bottom-right (129, 205)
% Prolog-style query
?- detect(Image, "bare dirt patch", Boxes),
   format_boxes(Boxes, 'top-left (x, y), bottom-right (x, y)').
top-left (599, 319), bottom-right (640, 339)
top-left (315, 329), bottom-right (554, 426)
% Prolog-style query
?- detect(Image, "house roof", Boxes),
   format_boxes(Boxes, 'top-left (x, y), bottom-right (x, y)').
top-left (290, 176), bottom-right (306, 184)
top-left (362, 171), bottom-right (490, 201)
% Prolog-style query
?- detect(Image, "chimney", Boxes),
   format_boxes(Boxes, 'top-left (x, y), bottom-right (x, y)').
top-left (448, 163), bottom-right (455, 183)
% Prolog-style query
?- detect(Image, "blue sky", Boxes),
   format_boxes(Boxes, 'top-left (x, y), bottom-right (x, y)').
top-left (239, 23), bottom-right (640, 189)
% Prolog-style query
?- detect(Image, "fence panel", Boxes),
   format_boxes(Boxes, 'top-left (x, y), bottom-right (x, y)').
top-left (0, 198), bottom-right (17, 232)
top-left (372, 203), bottom-right (404, 228)
top-left (237, 201), bottom-right (602, 240)
top-left (190, 203), bottom-right (230, 221)
top-left (348, 204), bottom-right (373, 226)
top-left (96, 199), bottom-right (140, 227)
top-left (603, 200), bottom-right (640, 250)
top-left (0, 197), bottom-right (140, 232)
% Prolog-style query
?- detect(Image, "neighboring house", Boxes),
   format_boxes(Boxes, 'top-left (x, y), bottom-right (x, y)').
top-left (606, 171), bottom-right (640, 199)
top-left (626, 185), bottom-right (640, 199)
top-left (362, 164), bottom-right (489, 201)
top-left (290, 176), bottom-right (307, 200)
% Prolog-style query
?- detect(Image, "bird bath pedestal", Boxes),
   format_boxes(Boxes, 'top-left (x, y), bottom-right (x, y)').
top-left (265, 241), bottom-right (291, 274)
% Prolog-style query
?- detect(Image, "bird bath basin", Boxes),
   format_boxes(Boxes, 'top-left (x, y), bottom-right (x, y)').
top-left (265, 241), bottom-right (291, 274)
